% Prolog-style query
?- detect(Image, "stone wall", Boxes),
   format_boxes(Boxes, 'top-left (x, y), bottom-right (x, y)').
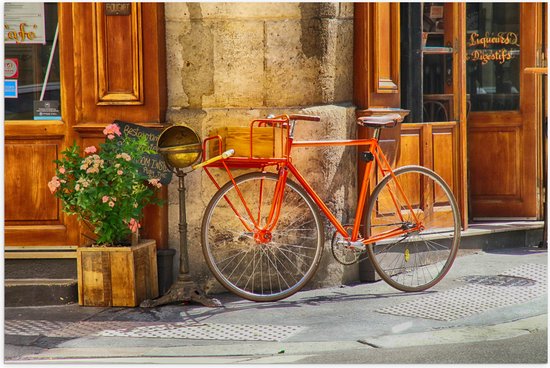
top-left (163, 3), bottom-right (358, 293)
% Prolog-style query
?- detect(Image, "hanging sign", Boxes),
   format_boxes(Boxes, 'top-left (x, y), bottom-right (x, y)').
top-left (115, 121), bottom-right (173, 185)
top-left (4, 58), bottom-right (19, 79)
top-left (467, 32), bottom-right (520, 65)
top-left (4, 3), bottom-right (46, 44)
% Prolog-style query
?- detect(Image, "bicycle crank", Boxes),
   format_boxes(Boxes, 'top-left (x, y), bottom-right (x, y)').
top-left (330, 225), bottom-right (366, 265)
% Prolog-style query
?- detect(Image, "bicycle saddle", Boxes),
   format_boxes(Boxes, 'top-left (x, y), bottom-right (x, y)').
top-left (357, 114), bottom-right (403, 128)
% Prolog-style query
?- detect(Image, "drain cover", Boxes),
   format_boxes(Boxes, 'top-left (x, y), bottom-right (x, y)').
top-left (376, 263), bottom-right (547, 321)
top-left (458, 275), bottom-right (536, 287)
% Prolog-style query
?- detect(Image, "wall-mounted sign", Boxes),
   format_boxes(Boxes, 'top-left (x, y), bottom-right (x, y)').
top-left (105, 3), bottom-right (131, 16)
top-left (4, 3), bottom-right (46, 44)
top-left (4, 79), bottom-right (18, 98)
top-left (4, 58), bottom-right (19, 79)
top-left (116, 121), bottom-right (173, 185)
top-left (467, 32), bottom-right (520, 65)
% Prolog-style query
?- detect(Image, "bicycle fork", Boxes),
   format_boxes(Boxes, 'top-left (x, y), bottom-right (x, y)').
top-left (252, 167), bottom-right (289, 244)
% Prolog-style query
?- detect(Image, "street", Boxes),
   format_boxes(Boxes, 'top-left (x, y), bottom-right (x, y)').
top-left (4, 247), bottom-right (548, 364)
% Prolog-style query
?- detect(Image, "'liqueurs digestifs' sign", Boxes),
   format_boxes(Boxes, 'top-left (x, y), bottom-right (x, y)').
top-left (467, 32), bottom-right (520, 65)
top-left (115, 121), bottom-right (173, 185)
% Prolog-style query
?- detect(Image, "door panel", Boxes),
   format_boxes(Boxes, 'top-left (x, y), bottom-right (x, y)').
top-left (467, 3), bottom-right (542, 218)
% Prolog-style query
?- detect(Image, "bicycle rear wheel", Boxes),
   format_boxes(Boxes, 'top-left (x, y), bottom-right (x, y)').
top-left (365, 165), bottom-right (460, 292)
top-left (201, 172), bottom-right (324, 302)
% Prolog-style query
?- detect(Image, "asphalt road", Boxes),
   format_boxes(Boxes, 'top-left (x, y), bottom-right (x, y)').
top-left (296, 328), bottom-right (548, 364)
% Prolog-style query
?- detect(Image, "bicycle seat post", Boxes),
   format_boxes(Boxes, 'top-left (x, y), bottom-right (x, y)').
top-left (373, 127), bottom-right (382, 141)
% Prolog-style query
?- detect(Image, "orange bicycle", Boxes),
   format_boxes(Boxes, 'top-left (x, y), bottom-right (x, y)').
top-left (193, 114), bottom-right (461, 301)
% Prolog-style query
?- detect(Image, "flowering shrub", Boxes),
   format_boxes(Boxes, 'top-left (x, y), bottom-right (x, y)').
top-left (48, 123), bottom-right (162, 246)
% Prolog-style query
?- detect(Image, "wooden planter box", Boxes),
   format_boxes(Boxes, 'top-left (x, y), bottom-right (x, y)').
top-left (76, 239), bottom-right (159, 307)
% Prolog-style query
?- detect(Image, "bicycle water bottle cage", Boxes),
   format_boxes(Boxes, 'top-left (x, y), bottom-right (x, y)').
top-left (360, 151), bottom-right (374, 163)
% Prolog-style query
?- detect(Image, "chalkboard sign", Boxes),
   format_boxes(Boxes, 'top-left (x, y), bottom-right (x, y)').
top-left (114, 121), bottom-right (173, 185)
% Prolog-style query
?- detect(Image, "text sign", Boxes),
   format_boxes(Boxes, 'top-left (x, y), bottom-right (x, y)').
top-left (4, 3), bottom-right (46, 44)
top-left (34, 100), bottom-right (61, 120)
top-left (105, 3), bottom-right (131, 16)
top-left (467, 32), bottom-right (520, 65)
top-left (115, 121), bottom-right (173, 185)
top-left (4, 79), bottom-right (18, 98)
top-left (4, 58), bottom-right (18, 78)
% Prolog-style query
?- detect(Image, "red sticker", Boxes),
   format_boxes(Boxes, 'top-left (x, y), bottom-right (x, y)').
top-left (4, 58), bottom-right (19, 79)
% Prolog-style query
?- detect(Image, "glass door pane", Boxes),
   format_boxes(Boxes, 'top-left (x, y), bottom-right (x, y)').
top-left (422, 2), bottom-right (454, 122)
top-left (466, 3), bottom-right (520, 111)
top-left (4, 3), bottom-right (60, 121)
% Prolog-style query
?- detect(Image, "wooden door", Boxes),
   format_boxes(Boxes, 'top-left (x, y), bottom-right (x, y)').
top-left (5, 3), bottom-right (168, 247)
top-left (5, 3), bottom-right (78, 246)
top-left (467, 3), bottom-right (543, 219)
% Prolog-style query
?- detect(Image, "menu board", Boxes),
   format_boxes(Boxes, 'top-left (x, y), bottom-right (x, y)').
top-left (115, 121), bottom-right (174, 185)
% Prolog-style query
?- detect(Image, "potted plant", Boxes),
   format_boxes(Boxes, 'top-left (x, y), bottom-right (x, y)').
top-left (48, 123), bottom-right (163, 307)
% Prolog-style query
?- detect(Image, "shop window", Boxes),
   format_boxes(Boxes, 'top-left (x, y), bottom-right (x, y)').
top-left (400, 3), bottom-right (456, 123)
top-left (4, 3), bottom-right (60, 121)
top-left (466, 3), bottom-right (520, 112)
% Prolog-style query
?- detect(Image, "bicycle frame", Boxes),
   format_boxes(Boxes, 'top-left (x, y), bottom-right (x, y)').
top-left (201, 119), bottom-right (422, 247)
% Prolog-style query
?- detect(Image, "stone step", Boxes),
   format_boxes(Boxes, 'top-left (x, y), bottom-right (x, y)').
top-left (5, 279), bottom-right (78, 307)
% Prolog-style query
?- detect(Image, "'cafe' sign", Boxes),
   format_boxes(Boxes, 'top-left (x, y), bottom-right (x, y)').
top-left (467, 32), bottom-right (519, 65)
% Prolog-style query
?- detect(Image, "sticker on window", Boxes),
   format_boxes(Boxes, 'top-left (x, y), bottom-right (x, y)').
top-left (34, 100), bottom-right (61, 120)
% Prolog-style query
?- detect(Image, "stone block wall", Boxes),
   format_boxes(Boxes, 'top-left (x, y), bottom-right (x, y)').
top-left (164, 3), bottom-right (358, 293)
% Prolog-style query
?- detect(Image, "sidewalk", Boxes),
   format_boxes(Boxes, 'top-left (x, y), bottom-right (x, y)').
top-left (4, 247), bottom-right (548, 364)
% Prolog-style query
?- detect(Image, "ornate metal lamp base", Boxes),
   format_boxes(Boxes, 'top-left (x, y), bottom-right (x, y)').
top-left (140, 277), bottom-right (222, 308)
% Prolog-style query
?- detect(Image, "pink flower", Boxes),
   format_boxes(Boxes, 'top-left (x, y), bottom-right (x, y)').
top-left (116, 153), bottom-right (131, 161)
top-left (59, 167), bottom-right (66, 174)
top-left (128, 218), bottom-right (141, 233)
top-left (117, 170), bottom-right (123, 175)
top-left (108, 201), bottom-right (115, 208)
top-left (148, 178), bottom-right (162, 188)
top-left (102, 196), bottom-right (109, 203)
top-left (103, 124), bottom-right (121, 138)
top-left (48, 176), bottom-right (61, 193)
top-left (84, 146), bottom-right (97, 154)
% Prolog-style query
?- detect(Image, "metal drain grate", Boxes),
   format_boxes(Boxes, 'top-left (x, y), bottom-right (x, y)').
top-left (457, 275), bottom-right (536, 287)
top-left (4, 320), bottom-right (303, 342)
top-left (4, 320), bottom-right (70, 336)
top-left (376, 263), bottom-right (547, 321)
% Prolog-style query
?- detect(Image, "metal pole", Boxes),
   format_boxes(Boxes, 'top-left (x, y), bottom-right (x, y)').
top-left (140, 169), bottom-right (221, 308)
top-left (178, 171), bottom-right (191, 278)
top-left (40, 23), bottom-right (59, 101)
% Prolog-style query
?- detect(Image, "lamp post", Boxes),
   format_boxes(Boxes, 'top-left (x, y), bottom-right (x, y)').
top-left (140, 125), bottom-right (221, 308)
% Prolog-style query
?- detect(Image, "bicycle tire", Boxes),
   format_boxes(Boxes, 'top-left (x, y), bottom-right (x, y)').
top-left (201, 172), bottom-right (324, 302)
top-left (365, 165), bottom-right (461, 292)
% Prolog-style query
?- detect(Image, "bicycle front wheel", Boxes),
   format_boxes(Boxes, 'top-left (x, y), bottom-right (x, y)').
top-left (365, 165), bottom-right (461, 292)
top-left (201, 172), bottom-right (324, 302)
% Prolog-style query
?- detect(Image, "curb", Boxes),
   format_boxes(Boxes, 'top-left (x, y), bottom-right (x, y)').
top-left (359, 314), bottom-right (548, 349)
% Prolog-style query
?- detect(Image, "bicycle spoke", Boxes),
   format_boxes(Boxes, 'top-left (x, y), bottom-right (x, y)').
top-left (366, 166), bottom-right (460, 292)
top-left (203, 172), bottom-right (323, 301)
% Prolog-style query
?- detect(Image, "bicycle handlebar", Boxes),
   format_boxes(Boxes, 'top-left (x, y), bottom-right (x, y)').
top-left (288, 114), bottom-right (321, 122)
top-left (192, 149), bottom-right (235, 170)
